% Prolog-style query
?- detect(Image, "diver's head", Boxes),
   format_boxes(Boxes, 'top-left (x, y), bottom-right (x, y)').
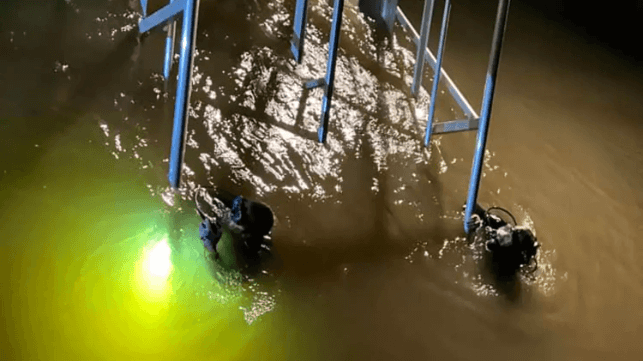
top-left (231, 196), bottom-right (274, 237)
top-left (485, 225), bottom-right (539, 274)
top-left (196, 191), bottom-right (274, 275)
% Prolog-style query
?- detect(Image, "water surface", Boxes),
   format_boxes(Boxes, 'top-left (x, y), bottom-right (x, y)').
top-left (1, 0), bottom-right (642, 359)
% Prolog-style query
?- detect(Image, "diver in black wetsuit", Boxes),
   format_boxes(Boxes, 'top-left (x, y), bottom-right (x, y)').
top-left (467, 203), bottom-right (540, 276)
top-left (196, 189), bottom-right (274, 273)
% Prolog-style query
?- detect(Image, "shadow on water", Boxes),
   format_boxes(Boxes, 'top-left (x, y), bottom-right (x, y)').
top-left (1, 0), bottom-right (146, 118)
top-left (482, 253), bottom-right (524, 303)
top-left (258, 26), bottom-right (452, 282)
top-left (0, 0), bottom-right (157, 193)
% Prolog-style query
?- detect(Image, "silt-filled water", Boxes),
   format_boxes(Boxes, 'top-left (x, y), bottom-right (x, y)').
top-left (1, 0), bottom-right (642, 360)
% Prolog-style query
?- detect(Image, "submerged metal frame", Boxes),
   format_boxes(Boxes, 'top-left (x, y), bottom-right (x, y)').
top-left (463, 0), bottom-right (511, 233)
top-left (395, 5), bottom-right (478, 121)
top-left (138, 0), bottom-right (200, 189)
top-left (424, 0), bottom-right (451, 147)
top-left (410, 0), bottom-right (435, 96)
top-left (398, 0), bottom-right (511, 233)
top-left (291, 0), bottom-right (511, 233)
top-left (290, 0), bottom-right (310, 64)
top-left (301, 0), bottom-right (345, 143)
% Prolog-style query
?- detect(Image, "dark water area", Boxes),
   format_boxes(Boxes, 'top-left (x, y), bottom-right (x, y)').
top-left (1, 0), bottom-right (642, 360)
top-left (517, 0), bottom-right (643, 62)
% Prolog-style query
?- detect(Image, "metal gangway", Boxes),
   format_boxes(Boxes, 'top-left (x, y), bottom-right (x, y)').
top-left (136, 0), bottom-right (512, 234)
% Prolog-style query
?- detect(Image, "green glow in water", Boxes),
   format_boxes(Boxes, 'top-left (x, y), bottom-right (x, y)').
top-left (0, 119), bottom-right (323, 361)
top-left (136, 236), bottom-right (174, 301)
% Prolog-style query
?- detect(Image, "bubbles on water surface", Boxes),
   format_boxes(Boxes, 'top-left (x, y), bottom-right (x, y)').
top-left (203, 259), bottom-right (280, 325)
top-left (240, 289), bottom-right (277, 325)
top-left (53, 61), bottom-right (69, 73)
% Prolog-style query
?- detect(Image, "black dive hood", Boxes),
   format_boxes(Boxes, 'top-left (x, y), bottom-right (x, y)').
top-left (196, 188), bottom-right (274, 274)
top-left (468, 203), bottom-right (540, 276)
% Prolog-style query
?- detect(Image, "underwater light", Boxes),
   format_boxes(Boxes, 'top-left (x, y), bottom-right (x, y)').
top-left (147, 239), bottom-right (172, 278)
top-left (135, 237), bottom-right (174, 300)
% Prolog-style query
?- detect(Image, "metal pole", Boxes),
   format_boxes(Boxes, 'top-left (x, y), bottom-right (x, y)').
top-left (291, 0), bottom-right (310, 63)
top-left (424, 0), bottom-right (451, 147)
top-left (163, 0), bottom-right (177, 83)
top-left (463, 0), bottom-right (510, 233)
top-left (140, 0), bottom-right (148, 17)
top-left (168, 0), bottom-right (200, 189)
top-left (411, 0), bottom-right (435, 97)
top-left (318, 0), bottom-right (344, 143)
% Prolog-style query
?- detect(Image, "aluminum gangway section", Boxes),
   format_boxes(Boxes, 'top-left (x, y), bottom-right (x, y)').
top-left (290, 0), bottom-right (511, 233)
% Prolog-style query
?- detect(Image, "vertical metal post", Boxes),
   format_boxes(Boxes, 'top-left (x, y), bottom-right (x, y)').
top-left (317, 0), bottom-right (345, 143)
top-left (168, 0), bottom-right (200, 189)
top-left (411, 0), bottom-right (435, 96)
top-left (424, 0), bottom-right (451, 147)
top-left (163, 0), bottom-right (177, 82)
top-left (140, 0), bottom-right (148, 17)
top-left (381, 0), bottom-right (400, 32)
top-left (291, 0), bottom-right (310, 63)
top-left (464, 0), bottom-right (510, 233)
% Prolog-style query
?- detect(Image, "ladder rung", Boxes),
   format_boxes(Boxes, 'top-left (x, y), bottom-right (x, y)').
top-left (139, 0), bottom-right (184, 33)
top-left (305, 78), bottom-right (326, 90)
top-left (432, 118), bottom-right (479, 134)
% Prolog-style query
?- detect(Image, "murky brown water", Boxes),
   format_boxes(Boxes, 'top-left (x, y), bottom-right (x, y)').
top-left (1, 0), bottom-right (642, 359)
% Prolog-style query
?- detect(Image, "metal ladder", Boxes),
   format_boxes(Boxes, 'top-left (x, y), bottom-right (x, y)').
top-left (137, 0), bottom-right (200, 189)
top-left (290, 0), bottom-right (512, 233)
top-left (135, 0), bottom-right (511, 234)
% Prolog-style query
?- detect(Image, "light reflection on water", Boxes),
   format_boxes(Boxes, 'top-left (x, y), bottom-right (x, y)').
top-left (98, 0), bottom-right (562, 325)
top-left (1, 0), bottom-right (642, 359)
